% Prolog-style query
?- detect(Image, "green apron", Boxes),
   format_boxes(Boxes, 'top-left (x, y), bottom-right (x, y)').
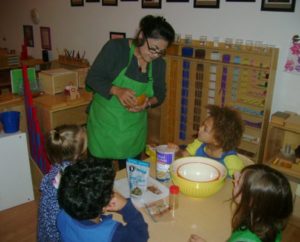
top-left (87, 44), bottom-right (154, 159)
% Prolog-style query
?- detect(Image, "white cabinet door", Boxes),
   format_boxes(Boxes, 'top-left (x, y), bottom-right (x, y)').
top-left (0, 132), bottom-right (34, 211)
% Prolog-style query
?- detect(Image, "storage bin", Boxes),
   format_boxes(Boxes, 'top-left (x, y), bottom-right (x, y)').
top-left (38, 68), bottom-right (78, 95)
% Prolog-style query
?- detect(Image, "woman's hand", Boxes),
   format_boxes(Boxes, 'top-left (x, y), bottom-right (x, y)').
top-left (188, 234), bottom-right (206, 242)
top-left (128, 97), bottom-right (149, 112)
top-left (111, 86), bottom-right (136, 108)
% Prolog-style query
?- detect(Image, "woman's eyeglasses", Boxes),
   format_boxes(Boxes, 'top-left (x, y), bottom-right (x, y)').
top-left (145, 37), bottom-right (166, 56)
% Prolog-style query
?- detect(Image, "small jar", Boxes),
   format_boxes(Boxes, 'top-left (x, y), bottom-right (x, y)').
top-left (169, 185), bottom-right (180, 211)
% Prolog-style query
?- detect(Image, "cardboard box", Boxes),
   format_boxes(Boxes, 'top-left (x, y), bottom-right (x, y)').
top-left (38, 68), bottom-right (78, 95)
top-left (75, 67), bottom-right (89, 88)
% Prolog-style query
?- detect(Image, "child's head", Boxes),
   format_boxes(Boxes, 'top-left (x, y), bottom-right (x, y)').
top-left (57, 156), bottom-right (115, 220)
top-left (198, 105), bottom-right (244, 151)
top-left (232, 164), bottom-right (293, 241)
top-left (45, 124), bottom-right (87, 164)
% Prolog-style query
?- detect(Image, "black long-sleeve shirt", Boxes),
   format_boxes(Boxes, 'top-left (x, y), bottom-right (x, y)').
top-left (86, 38), bottom-right (166, 107)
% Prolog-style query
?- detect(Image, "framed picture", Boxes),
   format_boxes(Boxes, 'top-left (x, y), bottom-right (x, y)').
top-left (226, 0), bottom-right (255, 2)
top-left (167, 0), bottom-right (189, 2)
top-left (142, 0), bottom-right (162, 9)
top-left (86, 0), bottom-right (99, 2)
top-left (261, 0), bottom-right (295, 12)
top-left (71, 0), bottom-right (84, 6)
top-left (121, 0), bottom-right (138, 1)
top-left (110, 32), bottom-right (126, 40)
top-left (102, 0), bottom-right (118, 5)
top-left (40, 27), bottom-right (52, 50)
top-left (23, 25), bottom-right (34, 47)
top-left (194, 0), bottom-right (220, 8)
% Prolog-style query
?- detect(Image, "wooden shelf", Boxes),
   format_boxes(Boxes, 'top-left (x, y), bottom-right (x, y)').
top-left (264, 120), bottom-right (300, 181)
top-left (33, 90), bottom-right (92, 133)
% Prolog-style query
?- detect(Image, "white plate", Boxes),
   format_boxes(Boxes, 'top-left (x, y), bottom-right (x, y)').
top-left (178, 162), bottom-right (220, 182)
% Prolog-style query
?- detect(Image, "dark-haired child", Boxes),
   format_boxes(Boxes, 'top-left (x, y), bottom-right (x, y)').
top-left (188, 164), bottom-right (293, 242)
top-left (57, 157), bottom-right (149, 242)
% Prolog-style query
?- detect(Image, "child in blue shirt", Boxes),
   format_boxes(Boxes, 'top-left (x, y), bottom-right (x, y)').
top-left (57, 157), bottom-right (149, 242)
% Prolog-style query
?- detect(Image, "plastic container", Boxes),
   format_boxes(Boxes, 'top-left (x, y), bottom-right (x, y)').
top-left (169, 185), bottom-right (179, 211)
top-left (0, 111), bottom-right (20, 133)
top-left (156, 145), bottom-right (176, 182)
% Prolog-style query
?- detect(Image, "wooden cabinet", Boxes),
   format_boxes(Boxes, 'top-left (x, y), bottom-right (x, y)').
top-left (0, 132), bottom-right (34, 211)
top-left (148, 39), bottom-right (279, 163)
top-left (34, 90), bottom-right (92, 133)
top-left (263, 120), bottom-right (300, 180)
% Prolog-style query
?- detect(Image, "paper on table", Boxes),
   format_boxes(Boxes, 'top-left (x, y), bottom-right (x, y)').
top-left (114, 176), bottom-right (169, 208)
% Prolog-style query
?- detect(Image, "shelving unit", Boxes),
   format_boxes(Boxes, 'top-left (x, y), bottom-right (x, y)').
top-left (147, 39), bottom-right (279, 163)
top-left (263, 119), bottom-right (300, 181)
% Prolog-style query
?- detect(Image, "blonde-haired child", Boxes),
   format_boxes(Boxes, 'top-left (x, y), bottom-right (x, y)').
top-left (37, 124), bottom-right (87, 242)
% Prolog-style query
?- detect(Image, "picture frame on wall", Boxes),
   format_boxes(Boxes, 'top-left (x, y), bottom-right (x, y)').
top-left (23, 25), bottom-right (34, 47)
top-left (110, 32), bottom-right (126, 40)
top-left (40, 27), bottom-right (52, 50)
top-left (167, 0), bottom-right (189, 2)
top-left (86, 0), bottom-right (100, 2)
top-left (71, 0), bottom-right (84, 6)
top-left (226, 0), bottom-right (255, 2)
top-left (261, 0), bottom-right (295, 12)
top-left (142, 0), bottom-right (162, 9)
top-left (194, 0), bottom-right (220, 8)
top-left (102, 0), bottom-right (118, 6)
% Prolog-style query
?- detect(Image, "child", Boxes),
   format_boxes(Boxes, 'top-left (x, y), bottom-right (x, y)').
top-left (37, 124), bottom-right (87, 242)
top-left (57, 157), bottom-right (149, 242)
top-left (181, 105), bottom-right (245, 177)
top-left (188, 164), bottom-right (293, 242)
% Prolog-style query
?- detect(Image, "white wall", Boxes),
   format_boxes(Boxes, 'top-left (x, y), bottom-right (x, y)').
top-left (0, 0), bottom-right (299, 114)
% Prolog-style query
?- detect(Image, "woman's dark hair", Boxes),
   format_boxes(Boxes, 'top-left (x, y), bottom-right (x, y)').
top-left (206, 105), bottom-right (244, 152)
top-left (133, 15), bottom-right (175, 47)
top-left (57, 156), bottom-right (115, 220)
top-left (45, 124), bottom-right (86, 164)
top-left (232, 164), bottom-right (293, 242)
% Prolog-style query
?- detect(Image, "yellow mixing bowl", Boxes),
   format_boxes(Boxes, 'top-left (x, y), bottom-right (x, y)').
top-left (170, 157), bottom-right (227, 198)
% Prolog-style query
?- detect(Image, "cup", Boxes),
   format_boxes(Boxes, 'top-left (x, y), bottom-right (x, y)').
top-left (0, 111), bottom-right (20, 133)
top-left (156, 145), bottom-right (176, 182)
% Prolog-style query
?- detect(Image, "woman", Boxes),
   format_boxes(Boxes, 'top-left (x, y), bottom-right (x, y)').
top-left (86, 15), bottom-right (175, 169)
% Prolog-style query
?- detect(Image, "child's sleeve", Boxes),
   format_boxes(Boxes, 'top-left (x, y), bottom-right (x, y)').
top-left (185, 139), bottom-right (202, 156)
top-left (112, 199), bottom-right (149, 242)
top-left (224, 155), bottom-right (244, 178)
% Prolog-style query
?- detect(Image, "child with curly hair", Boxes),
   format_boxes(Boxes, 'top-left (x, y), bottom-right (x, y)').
top-left (57, 157), bottom-right (149, 242)
top-left (181, 104), bottom-right (245, 177)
